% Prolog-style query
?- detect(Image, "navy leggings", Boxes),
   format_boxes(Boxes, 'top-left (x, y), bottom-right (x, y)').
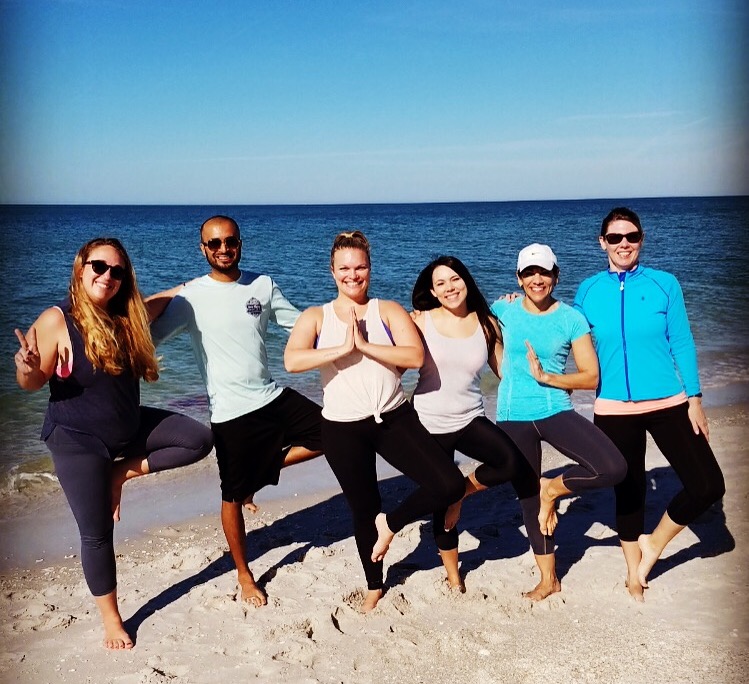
top-left (476, 410), bottom-right (627, 555)
top-left (45, 406), bottom-right (214, 596)
top-left (322, 401), bottom-right (464, 590)
top-left (429, 416), bottom-right (526, 551)
top-left (594, 402), bottom-right (725, 542)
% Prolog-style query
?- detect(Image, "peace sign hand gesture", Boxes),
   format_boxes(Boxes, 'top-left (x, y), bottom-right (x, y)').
top-left (14, 327), bottom-right (41, 377)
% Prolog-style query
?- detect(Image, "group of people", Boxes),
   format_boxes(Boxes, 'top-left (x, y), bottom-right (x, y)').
top-left (14, 208), bottom-right (725, 649)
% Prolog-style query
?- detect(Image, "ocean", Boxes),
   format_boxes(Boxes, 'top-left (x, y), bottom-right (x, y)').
top-left (2, 197), bottom-right (748, 496)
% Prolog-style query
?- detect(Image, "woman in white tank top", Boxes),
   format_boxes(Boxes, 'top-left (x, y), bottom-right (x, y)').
top-left (410, 256), bottom-right (526, 592)
top-left (285, 231), bottom-right (464, 612)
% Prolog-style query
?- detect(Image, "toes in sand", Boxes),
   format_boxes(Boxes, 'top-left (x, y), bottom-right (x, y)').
top-left (522, 578), bottom-right (561, 602)
top-left (360, 588), bottom-right (383, 613)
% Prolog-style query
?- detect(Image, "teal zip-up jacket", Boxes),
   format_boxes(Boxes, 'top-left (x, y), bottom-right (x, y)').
top-left (573, 265), bottom-right (701, 401)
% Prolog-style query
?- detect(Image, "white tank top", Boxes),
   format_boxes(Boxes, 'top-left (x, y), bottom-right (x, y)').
top-left (317, 299), bottom-right (406, 422)
top-left (412, 310), bottom-right (487, 434)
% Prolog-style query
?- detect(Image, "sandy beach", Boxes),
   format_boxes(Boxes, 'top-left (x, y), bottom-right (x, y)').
top-left (1, 403), bottom-right (747, 684)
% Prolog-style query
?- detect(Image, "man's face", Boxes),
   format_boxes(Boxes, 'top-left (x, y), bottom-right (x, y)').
top-left (200, 219), bottom-right (242, 276)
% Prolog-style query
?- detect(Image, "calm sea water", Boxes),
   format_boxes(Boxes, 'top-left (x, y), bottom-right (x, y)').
top-left (1, 197), bottom-right (748, 493)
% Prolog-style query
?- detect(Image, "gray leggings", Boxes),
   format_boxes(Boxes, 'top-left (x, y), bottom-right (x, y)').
top-left (45, 406), bottom-right (213, 596)
top-left (475, 410), bottom-right (626, 555)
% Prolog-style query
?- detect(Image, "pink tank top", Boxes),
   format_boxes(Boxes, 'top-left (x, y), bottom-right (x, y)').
top-left (317, 299), bottom-right (406, 422)
top-left (412, 311), bottom-right (487, 433)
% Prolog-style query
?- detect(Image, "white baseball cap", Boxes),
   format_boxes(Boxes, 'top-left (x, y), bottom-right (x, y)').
top-left (517, 243), bottom-right (557, 272)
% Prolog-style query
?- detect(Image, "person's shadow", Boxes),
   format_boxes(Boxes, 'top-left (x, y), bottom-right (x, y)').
top-left (387, 464), bottom-right (735, 589)
top-left (123, 465), bottom-right (734, 642)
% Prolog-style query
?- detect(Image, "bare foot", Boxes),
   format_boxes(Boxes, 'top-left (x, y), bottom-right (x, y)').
top-left (239, 575), bottom-right (267, 607)
top-left (446, 575), bottom-right (466, 593)
top-left (538, 477), bottom-right (558, 536)
top-left (522, 577), bottom-right (561, 601)
top-left (242, 493), bottom-right (259, 514)
top-left (360, 589), bottom-right (383, 613)
top-left (371, 513), bottom-right (395, 563)
top-left (444, 499), bottom-right (463, 531)
top-left (102, 617), bottom-right (134, 650)
top-left (625, 576), bottom-right (645, 603)
top-left (637, 534), bottom-right (659, 588)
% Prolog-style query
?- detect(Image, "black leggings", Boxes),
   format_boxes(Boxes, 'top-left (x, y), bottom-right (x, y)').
top-left (476, 410), bottom-right (626, 555)
top-left (45, 406), bottom-right (214, 596)
top-left (429, 416), bottom-right (525, 551)
top-left (594, 402), bottom-right (725, 542)
top-left (322, 402), bottom-right (464, 590)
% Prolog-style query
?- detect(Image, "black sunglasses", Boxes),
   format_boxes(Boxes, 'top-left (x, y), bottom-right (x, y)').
top-left (85, 260), bottom-right (126, 280)
top-left (603, 231), bottom-right (642, 245)
top-left (202, 236), bottom-right (241, 251)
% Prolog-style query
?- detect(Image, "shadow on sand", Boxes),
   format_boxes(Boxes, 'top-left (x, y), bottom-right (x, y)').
top-left (124, 463), bottom-right (734, 641)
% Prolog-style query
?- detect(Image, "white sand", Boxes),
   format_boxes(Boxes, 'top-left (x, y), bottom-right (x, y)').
top-left (1, 405), bottom-right (747, 684)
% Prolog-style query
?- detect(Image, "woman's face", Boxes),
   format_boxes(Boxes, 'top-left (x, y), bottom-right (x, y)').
top-left (331, 248), bottom-right (370, 300)
top-left (80, 245), bottom-right (127, 308)
top-left (600, 219), bottom-right (643, 272)
top-left (430, 265), bottom-right (467, 311)
top-left (516, 265), bottom-right (557, 306)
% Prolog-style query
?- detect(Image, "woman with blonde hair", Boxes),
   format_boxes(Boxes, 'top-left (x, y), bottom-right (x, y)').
top-left (14, 237), bottom-right (213, 649)
top-left (285, 231), bottom-right (464, 612)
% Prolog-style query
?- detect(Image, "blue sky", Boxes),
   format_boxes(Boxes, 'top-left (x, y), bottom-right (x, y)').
top-left (1, 0), bottom-right (746, 204)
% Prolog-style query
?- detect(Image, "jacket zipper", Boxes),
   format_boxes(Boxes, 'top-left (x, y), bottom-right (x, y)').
top-left (618, 272), bottom-right (632, 400)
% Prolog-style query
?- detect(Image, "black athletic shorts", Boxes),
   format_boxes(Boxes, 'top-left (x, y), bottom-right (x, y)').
top-left (211, 388), bottom-right (322, 502)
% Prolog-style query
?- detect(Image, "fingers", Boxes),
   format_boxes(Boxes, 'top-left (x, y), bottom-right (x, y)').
top-left (14, 328), bottom-right (28, 350)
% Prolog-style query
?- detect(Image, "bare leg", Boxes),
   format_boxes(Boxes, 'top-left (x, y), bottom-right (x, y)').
top-left (94, 588), bottom-right (133, 650)
top-left (620, 540), bottom-right (645, 602)
top-left (371, 512), bottom-right (395, 562)
top-left (538, 475), bottom-right (572, 536)
top-left (523, 553), bottom-right (561, 601)
top-left (221, 501), bottom-right (267, 607)
top-left (438, 547), bottom-right (466, 592)
top-left (638, 511), bottom-right (685, 587)
top-left (361, 588), bottom-right (383, 613)
top-left (444, 471), bottom-right (487, 531)
top-left (110, 456), bottom-right (150, 522)
top-left (241, 448), bottom-right (323, 515)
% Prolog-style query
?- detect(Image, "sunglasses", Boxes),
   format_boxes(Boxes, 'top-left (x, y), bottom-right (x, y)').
top-left (85, 260), bottom-right (126, 280)
top-left (603, 231), bottom-right (642, 245)
top-left (202, 236), bottom-right (241, 251)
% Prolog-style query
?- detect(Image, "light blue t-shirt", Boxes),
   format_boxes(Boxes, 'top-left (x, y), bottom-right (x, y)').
top-left (490, 298), bottom-right (590, 421)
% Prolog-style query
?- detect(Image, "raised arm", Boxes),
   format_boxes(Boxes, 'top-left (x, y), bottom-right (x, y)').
top-left (144, 283), bottom-right (186, 322)
top-left (14, 307), bottom-right (67, 391)
top-left (525, 333), bottom-right (599, 391)
top-left (284, 306), bottom-right (354, 372)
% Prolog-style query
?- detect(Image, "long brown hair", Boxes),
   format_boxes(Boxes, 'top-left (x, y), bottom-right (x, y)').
top-left (69, 237), bottom-right (159, 381)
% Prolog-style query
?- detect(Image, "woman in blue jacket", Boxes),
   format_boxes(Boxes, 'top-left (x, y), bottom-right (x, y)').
top-left (574, 207), bottom-right (725, 601)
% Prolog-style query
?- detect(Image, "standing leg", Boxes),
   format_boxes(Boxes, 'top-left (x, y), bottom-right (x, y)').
top-left (492, 420), bottom-right (560, 600)
top-left (637, 403), bottom-right (725, 586)
top-left (594, 413), bottom-right (647, 601)
top-left (322, 417), bottom-right (384, 612)
top-left (221, 500), bottom-right (266, 605)
top-left (46, 427), bottom-right (132, 648)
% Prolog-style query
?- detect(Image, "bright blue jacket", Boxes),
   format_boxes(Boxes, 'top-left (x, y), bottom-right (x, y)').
top-left (573, 265), bottom-right (701, 401)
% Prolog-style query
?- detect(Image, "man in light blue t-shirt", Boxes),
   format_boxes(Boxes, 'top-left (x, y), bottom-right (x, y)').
top-left (148, 215), bottom-right (323, 608)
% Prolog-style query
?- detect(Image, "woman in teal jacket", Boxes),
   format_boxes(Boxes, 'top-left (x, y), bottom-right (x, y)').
top-left (574, 207), bottom-right (725, 601)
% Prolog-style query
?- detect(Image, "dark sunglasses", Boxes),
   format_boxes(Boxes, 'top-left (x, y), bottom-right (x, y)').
top-left (202, 236), bottom-right (241, 251)
top-left (519, 266), bottom-right (554, 279)
top-left (603, 231), bottom-right (642, 245)
top-left (85, 260), bottom-right (126, 280)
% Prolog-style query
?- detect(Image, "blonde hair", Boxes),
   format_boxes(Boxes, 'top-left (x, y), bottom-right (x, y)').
top-left (330, 230), bottom-right (371, 267)
top-left (69, 237), bottom-right (159, 382)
